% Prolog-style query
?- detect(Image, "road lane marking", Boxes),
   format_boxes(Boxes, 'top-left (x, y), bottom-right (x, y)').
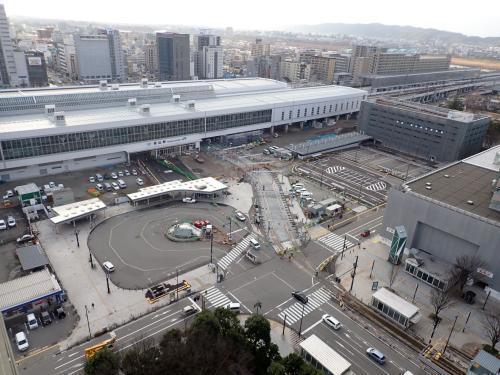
top-left (301, 319), bottom-right (323, 335)
top-left (227, 291), bottom-right (252, 314)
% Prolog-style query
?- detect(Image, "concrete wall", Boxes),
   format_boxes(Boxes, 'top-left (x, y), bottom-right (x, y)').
top-left (382, 189), bottom-right (500, 291)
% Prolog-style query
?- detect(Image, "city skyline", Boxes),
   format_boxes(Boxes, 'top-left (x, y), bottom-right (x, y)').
top-left (4, 0), bottom-right (500, 38)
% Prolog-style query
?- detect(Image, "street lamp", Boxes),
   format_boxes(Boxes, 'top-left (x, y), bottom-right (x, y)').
top-left (254, 301), bottom-right (262, 314)
top-left (210, 231), bottom-right (214, 264)
top-left (84, 305), bottom-right (92, 339)
top-left (298, 303), bottom-right (306, 337)
top-left (106, 271), bottom-right (111, 294)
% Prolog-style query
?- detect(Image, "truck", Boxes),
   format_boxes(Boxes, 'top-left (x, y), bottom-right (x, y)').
top-left (84, 332), bottom-right (117, 360)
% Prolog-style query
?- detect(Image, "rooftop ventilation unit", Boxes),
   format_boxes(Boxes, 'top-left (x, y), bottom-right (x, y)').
top-left (128, 98), bottom-right (137, 107)
top-left (494, 151), bottom-right (500, 165)
top-left (111, 84), bottom-right (119, 90)
top-left (154, 82), bottom-right (162, 88)
top-left (141, 78), bottom-right (148, 88)
top-left (426, 182), bottom-right (432, 186)
top-left (467, 200), bottom-right (474, 205)
top-left (444, 174), bottom-right (450, 178)
top-left (185, 100), bottom-right (195, 110)
top-left (45, 104), bottom-right (56, 117)
top-left (99, 80), bottom-right (108, 90)
top-left (54, 112), bottom-right (66, 125)
top-left (172, 95), bottom-right (181, 103)
top-left (425, 186), bottom-right (432, 190)
top-left (140, 104), bottom-right (151, 114)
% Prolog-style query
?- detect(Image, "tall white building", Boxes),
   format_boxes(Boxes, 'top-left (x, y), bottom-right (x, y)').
top-left (74, 28), bottom-right (125, 83)
top-left (0, 4), bottom-right (18, 86)
top-left (194, 34), bottom-right (223, 79)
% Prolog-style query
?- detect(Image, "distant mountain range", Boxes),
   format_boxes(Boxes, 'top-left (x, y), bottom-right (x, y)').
top-left (285, 23), bottom-right (500, 45)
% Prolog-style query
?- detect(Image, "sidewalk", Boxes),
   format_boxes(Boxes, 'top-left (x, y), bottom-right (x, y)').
top-left (34, 203), bottom-right (215, 350)
top-left (335, 235), bottom-right (495, 356)
top-left (220, 179), bottom-right (253, 215)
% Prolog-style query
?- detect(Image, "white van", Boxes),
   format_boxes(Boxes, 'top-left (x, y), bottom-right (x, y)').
top-left (322, 314), bottom-right (341, 330)
top-left (224, 302), bottom-right (241, 313)
top-left (300, 191), bottom-right (313, 198)
top-left (117, 179), bottom-right (127, 189)
top-left (250, 238), bottom-right (261, 250)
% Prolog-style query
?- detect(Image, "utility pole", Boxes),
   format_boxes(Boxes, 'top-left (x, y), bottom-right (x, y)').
top-left (106, 272), bottom-right (111, 294)
top-left (84, 305), bottom-right (91, 339)
top-left (349, 256), bottom-right (359, 293)
top-left (298, 303), bottom-right (306, 337)
top-left (412, 283), bottom-right (419, 303)
top-left (89, 250), bottom-right (94, 269)
top-left (74, 227), bottom-right (80, 247)
top-left (282, 315), bottom-right (287, 335)
top-left (176, 269), bottom-right (179, 301)
top-left (210, 231), bottom-right (213, 264)
top-left (482, 291), bottom-right (491, 310)
top-left (443, 315), bottom-right (458, 356)
top-left (462, 311), bottom-right (471, 333)
top-left (228, 217), bottom-right (232, 242)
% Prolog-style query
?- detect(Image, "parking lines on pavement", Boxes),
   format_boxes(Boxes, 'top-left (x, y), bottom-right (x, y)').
top-left (317, 232), bottom-right (354, 253)
top-left (278, 288), bottom-right (331, 325)
top-left (203, 286), bottom-right (231, 308)
top-left (217, 235), bottom-right (254, 271)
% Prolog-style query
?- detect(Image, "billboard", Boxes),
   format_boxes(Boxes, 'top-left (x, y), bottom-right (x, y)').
top-left (28, 57), bottom-right (42, 66)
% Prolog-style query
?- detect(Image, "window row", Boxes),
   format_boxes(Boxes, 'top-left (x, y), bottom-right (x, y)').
top-left (372, 298), bottom-right (409, 327)
top-left (405, 262), bottom-right (447, 290)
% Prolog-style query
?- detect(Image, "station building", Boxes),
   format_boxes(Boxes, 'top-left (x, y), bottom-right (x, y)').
top-left (0, 78), bottom-right (366, 181)
top-left (382, 146), bottom-right (500, 293)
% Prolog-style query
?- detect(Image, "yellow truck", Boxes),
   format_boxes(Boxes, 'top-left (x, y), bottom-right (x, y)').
top-left (84, 332), bottom-right (117, 360)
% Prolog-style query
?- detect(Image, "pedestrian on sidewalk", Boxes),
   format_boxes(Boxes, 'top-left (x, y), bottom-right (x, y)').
top-left (91, 302), bottom-right (95, 309)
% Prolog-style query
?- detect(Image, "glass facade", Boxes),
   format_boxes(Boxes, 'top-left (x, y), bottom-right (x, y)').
top-left (1, 110), bottom-right (272, 160)
top-left (404, 260), bottom-right (446, 290)
top-left (371, 297), bottom-right (410, 327)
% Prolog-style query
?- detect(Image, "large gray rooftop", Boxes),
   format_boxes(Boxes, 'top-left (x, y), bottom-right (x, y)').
top-left (286, 131), bottom-right (372, 156)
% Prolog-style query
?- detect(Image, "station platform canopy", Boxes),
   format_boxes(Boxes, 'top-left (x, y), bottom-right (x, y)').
top-left (0, 268), bottom-right (61, 314)
top-left (372, 287), bottom-right (421, 322)
top-left (50, 198), bottom-right (106, 225)
top-left (127, 177), bottom-right (227, 204)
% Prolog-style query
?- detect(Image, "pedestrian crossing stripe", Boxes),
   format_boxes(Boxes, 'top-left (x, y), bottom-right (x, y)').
top-left (203, 286), bottom-right (231, 308)
top-left (318, 233), bottom-right (354, 253)
top-left (325, 166), bottom-right (345, 174)
top-left (278, 288), bottom-right (331, 325)
top-left (365, 181), bottom-right (386, 191)
top-left (217, 235), bottom-right (255, 271)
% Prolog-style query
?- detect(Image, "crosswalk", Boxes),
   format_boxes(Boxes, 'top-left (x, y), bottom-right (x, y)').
top-left (203, 286), bottom-right (231, 308)
top-left (217, 235), bottom-right (255, 271)
top-left (365, 181), bottom-right (387, 191)
top-left (325, 166), bottom-right (345, 174)
top-left (278, 288), bottom-right (332, 325)
top-left (318, 232), bottom-right (354, 253)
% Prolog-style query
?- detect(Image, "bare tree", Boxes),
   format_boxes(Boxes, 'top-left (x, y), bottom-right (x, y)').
top-left (482, 306), bottom-right (500, 353)
top-left (429, 288), bottom-right (455, 341)
top-left (449, 255), bottom-right (485, 291)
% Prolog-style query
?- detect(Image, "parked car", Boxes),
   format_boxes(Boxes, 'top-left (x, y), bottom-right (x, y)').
top-left (124, 169), bottom-right (130, 176)
top-left (322, 314), bottom-right (341, 330)
top-left (111, 172), bottom-right (118, 179)
top-left (360, 229), bottom-right (371, 238)
top-left (26, 313), bottom-right (38, 330)
top-left (7, 216), bottom-right (16, 227)
top-left (96, 183), bottom-right (104, 191)
top-left (131, 169), bottom-right (138, 175)
top-left (117, 171), bottom-right (124, 177)
top-left (49, 182), bottom-right (56, 188)
top-left (3, 190), bottom-right (14, 198)
top-left (15, 332), bottom-right (29, 352)
top-left (55, 307), bottom-right (66, 319)
top-left (136, 178), bottom-right (144, 186)
top-left (366, 347), bottom-right (385, 364)
top-left (89, 176), bottom-right (95, 183)
top-left (0, 220), bottom-right (6, 230)
top-left (17, 234), bottom-right (35, 244)
top-left (95, 173), bottom-right (104, 182)
top-left (104, 182), bottom-right (112, 192)
top-left (291, 291), bottom-right (308, 304)
top-left (182, 197), bottom-right (196, 203)
top-left (40, 311), bottom-right (52, 326)
top-left (111, 182), bottom-right (120, 190)
top-left (117, 179), bottom-right (127, 189)
top-left (102, 261), bottom-right (115, 273)
top-left (235, 211), bottom-right (246, 221)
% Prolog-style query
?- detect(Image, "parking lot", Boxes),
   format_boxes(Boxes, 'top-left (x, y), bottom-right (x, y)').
top-left (88, 202), bottom-right (251, 289)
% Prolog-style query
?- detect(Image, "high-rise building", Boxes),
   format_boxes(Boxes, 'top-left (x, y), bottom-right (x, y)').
top-left (327, 53), bottom-right (351, 73)
top-left (144, 42), bottom-right (157, 76)
top-left (310, 56), bottom-right (336, 84)
top-left (25, 50), bottom-right (48, 87)
top-left (0, 4), bottom-right (18, 86)
top-left (13, 51), bottom-right (29, 87)
top-left (156, 32), bottom-right (190, 81)
top-left (251, 38), bottom-right (270, 58)
top-left (74, 29), bottom-right (125, 83)
top-left (194, 34), bottom-right (223, 79)
top-left (280, 61), bottom-right (310, 83)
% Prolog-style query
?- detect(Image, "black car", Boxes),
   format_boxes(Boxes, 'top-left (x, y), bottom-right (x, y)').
top-left (291, 291), bottom-right (308, 304)
top-left (40, 311), bottom-right (52, 326)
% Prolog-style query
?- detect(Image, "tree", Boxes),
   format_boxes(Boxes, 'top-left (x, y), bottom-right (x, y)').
top-left (84, 349), bottom-right (119, 375)
top-left (189, 309), bottom-right (221, 337)
top-left (267, 361), bottom-right (286, 375)
top-left (121, 338), bottom-right (161, 375)
top-left (482, 306), bottom-right (500, 354)
top-left (449, 255), bottom-right (485, 291)
top-left (279, 353), bottom-right (322, 375)
top-left (429, 288), bottom-right (455, 340)
top-left (213, 306), bottom-right (245, 343)
top-left (448, 97), bottom-right (463, 111)
top-left (245, 314), bottom-right (271, 349)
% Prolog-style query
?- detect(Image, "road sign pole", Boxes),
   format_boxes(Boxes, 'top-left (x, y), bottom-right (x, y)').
top-left (298, 304), bottom-right (305, 337)
top-left (349, 256), bottom-right (359, 293)
top-left (282, 315), bottom-right (287, 335)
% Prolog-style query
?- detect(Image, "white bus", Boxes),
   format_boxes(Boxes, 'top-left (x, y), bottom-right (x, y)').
top-left (299, 334), bottom-right (352, 375)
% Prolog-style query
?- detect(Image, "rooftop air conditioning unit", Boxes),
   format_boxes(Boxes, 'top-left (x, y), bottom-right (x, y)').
top-left (444, 174), bottom-right (450, 178)
top-left (141, 78), bottom-right (148, 88)
top-left (494, 151), bottom-right (500, 165)
top-left (54, 112), bottom-right (65, 125)
top-left (467, 200), bottom-right (474, 205)
top-left (128, 98), bottom-right (137, 107)
top-left (425, 186), bottom-right (432, 190)
top-left (111, 84), bottom-right (119, 90)
top-left (172, 95), bottom-right (181, 103)
top-left (140, 104), bottom-right (151, 114)
top-left (45, 104), bottom-right (56, 117)
top-left (99, 80), bottom-right (108, 90)
top-left (185, 100), bottom-right (195, 110)
top-left (154, 82), bottom-right (162, 88)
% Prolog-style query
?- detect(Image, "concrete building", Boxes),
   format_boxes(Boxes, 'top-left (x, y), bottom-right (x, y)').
top-left (382, 145), bottom-right (500, 293)
top-left (371, 53), bottom-right (451, 75)
top-left (359, 97), bottom-right (490, 162)
top-left (74, 29), bottom-right (125, 83)
top-left (0, 4), bottom-right (18, 87)
top-left (327, 53), bottom-right (351, 73)
top-left (280, 61), bottom-right (311, 83)
top-left (25, 50), bottom-right (48, 87)
top-left (0, 78), bottom-right (366, 181)
top-left (310, 56), bottom-right (336, 84)
top-left (194, 34), bottom-right (223, 79)
top-left (251, 38), bottom-right (270, 58)
top-left (13, 51), bottom-right (29, 87)
top-left (144, 42), bottom-right (157, 76)
top-left (156, 32), bottom-right (190, 81)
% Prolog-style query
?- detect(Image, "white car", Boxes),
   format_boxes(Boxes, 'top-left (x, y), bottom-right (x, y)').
top-left (111, 172), bottom-right (118, 179)
top-left (89, 176), bottom-right (95, 183)
top-left (235, 211), bottom-right (246, 221)
top-left (182, 197), bottom-right (196, 203)
top-left (17, 234), bottom-right (35, 244)
top-left (322, 314), bottom-right (341, 330)
top-left (111, 182), bottom-right (120, 190)
top-left (15, 332), bottom-right (29, 352)
top-left (26, 313), bottom-right (38, 330)
top-left (4, 190), bottom-right (14, 198)
top-left (131, 169), bottom-right (138, 175)
top-left (49, 182), bottom-right (56, 188)
top-left (136, 178), bottom-right (144, 186)
top-left (96, 183), bottom-right (104, 191)
top-left (0, 220), bottom-right (6, 230)
top-left (118, 171), bottom-right (124, 177)
top-left (102, 261), bottom-right (115, 273)
top-left (7, 216), bottom-right (16, 227)
top-left (124, 170), bottom-right (130, 176)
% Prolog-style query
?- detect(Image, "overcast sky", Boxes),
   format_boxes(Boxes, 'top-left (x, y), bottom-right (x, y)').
top-left (3, 0), bottom-right (500, 37)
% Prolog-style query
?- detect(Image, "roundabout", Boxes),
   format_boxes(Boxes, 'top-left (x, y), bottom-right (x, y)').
top-left (88, 202), bottom-right (250, 289)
